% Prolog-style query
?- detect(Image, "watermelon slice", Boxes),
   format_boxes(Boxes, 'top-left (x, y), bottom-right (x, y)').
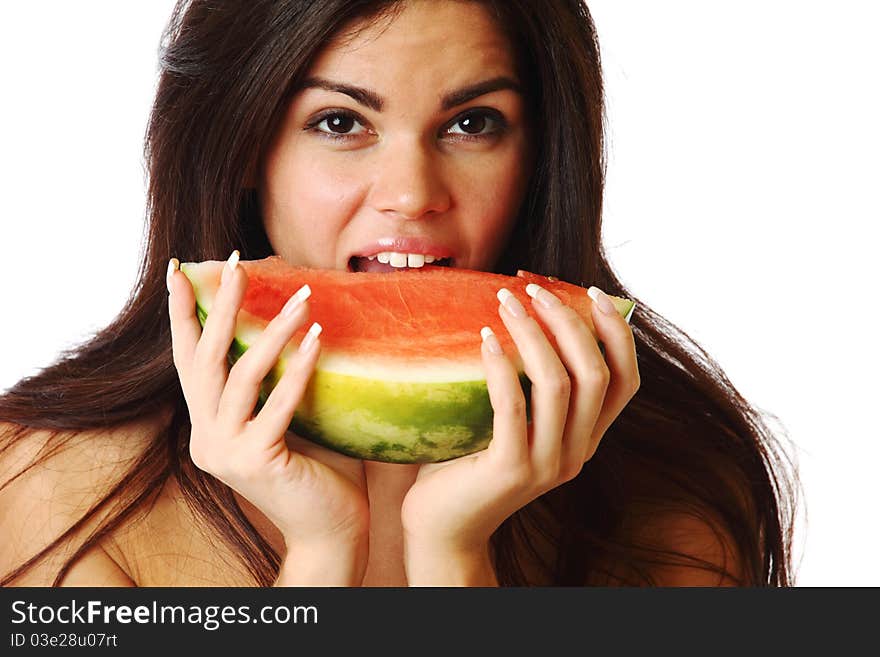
top-left (180, 256), bottom-right (635, 463)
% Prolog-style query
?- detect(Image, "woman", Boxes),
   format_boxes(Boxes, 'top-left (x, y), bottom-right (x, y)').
top-left (0, 0), bottom-right (798, 586)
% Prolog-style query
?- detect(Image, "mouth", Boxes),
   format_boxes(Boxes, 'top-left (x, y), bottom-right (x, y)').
top-left (347, 254), bottom-right (456, 273)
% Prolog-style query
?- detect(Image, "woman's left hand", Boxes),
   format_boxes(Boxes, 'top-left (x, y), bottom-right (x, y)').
top-left (400, 284), bottom-right (639, 585)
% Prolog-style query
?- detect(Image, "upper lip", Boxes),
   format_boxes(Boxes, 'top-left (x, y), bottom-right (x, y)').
top-left (348, 237), bottom-right (456, 260)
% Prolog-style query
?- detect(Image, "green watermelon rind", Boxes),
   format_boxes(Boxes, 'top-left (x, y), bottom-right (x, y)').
top-left (196, 303), bottom-right (532, 463)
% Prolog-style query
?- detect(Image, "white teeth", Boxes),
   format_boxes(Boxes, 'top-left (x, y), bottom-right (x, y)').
top-left (364, 251), bottom-right (447, 268)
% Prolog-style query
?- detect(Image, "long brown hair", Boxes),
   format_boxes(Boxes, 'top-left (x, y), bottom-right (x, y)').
top-left (0, 0), bottom-right (798, 586)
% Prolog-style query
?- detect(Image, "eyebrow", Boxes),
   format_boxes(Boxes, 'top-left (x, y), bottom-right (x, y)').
top-left (299, 75), bottom-right (522, 112)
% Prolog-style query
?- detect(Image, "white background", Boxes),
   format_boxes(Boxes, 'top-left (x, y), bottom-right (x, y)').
top-left (1, 1), bottom-right (877, 585)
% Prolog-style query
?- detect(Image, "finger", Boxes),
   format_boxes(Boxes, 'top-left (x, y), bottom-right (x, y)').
top-left (479, 326), bottom-right (529, 466)
top-left (217, 285), bottom-right (312, 427)
top-left (525, 283), bottom-right (609, 469)
top-left (167, 257), bottom-right (211, 417)
top-left (250, 321), bottom-right (323, 447)
top-left (496, 288), bottom-right (570, 475)
top-left (585, 286), bottom-right (640, 450)
top-left (191, 250), bottom-right (248, 416)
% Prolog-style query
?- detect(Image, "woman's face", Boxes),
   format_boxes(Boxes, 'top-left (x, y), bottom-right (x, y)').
top-left (259, 0), bottom-right (533, 273)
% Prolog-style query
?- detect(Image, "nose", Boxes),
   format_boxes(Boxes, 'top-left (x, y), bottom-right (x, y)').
top-left (368, 136), bottom-right (452, 220)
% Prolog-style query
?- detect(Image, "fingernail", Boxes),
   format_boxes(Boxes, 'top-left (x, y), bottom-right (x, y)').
top-left (587, 286), bottom-right (616, 316)
top-left (497, 288), bottom-right (526, 319)
top-left (166, 258), bottom-right (179, 294)
top-left (480, 326), bottom-right (503, 355)
top-left (282, 284), bottom-right (311, 318)
top-left (298, 322), bottom-right (322, 353)
top-left (525, 283), bottom-right (561, 309)
top-left (221, 250), bottom-right (240, 287)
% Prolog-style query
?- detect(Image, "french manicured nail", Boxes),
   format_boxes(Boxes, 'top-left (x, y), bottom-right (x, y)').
top-left (497, 288), bottom-right (526, 319)
top-left (480, 326), bottom-right (503, 355)
top-left (298, 322), bottom-right (322, 353)
top-left (221, 250), bottom-right (240, 287)
top-left (587, 286), bottom-right (616, 316)
top-left (525, 283), bottom-right (561, 309)
top-left (282, 284), bottom-right (311, 318)
top-left (166, 258), bottom-right (179, 294)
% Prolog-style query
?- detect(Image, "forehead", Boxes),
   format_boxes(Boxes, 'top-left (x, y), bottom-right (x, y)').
top-left (307, 1), bottom-right (518, 86)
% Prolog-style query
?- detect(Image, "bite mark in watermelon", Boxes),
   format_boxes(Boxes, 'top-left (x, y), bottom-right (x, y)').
top-left (180, 256), bottom-right (635, 463)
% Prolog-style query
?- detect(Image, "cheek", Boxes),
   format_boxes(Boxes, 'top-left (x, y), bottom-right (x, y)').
top-left (455, 146), bottom-right (530, 262)
top-left (266, 146), bottom-right (365, 216)
top-left (262, 145), bottom-right (366, 261)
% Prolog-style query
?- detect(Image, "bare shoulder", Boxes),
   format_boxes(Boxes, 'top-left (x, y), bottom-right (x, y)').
top-left (0, 413), bottom-right (167, 586)
top-left (1, 412), bottom-right (260, 587)
top-left (115, 474), bottom-right (258, 586)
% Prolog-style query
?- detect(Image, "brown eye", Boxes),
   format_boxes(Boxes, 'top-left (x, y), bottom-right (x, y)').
top-left (458, 114), bottom-right (486, 134)
top-left (308, 110), bottom-right (368, 139)
top-left (325, 113), bottom-right (356, 133)
top-left (446, 109), bottom-right (506, 139)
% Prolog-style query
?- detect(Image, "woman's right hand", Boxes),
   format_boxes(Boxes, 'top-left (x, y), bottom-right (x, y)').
top-left (166, 251), bottom-right (369, 582)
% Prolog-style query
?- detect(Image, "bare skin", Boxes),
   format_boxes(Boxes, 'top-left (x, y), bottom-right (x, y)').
top-left (1, 1), bottom-right (739, 587)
